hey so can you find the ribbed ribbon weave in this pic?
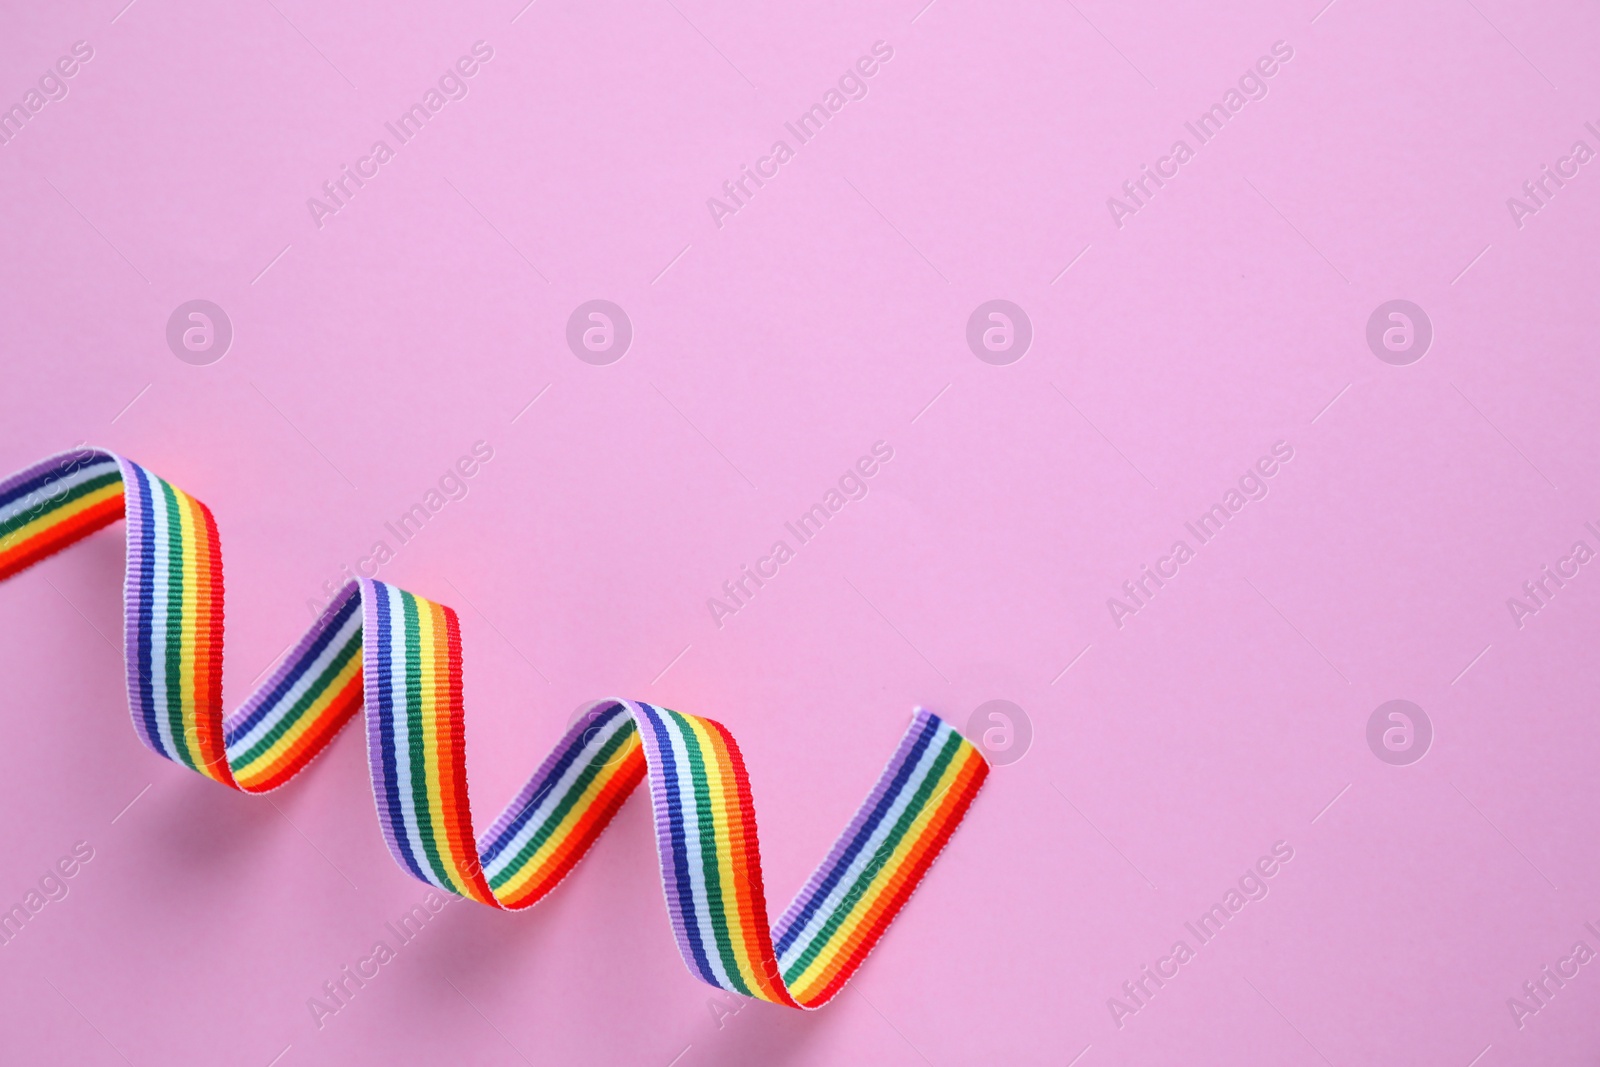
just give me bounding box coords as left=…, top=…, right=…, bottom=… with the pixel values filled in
left=0, top=448, right=988, bottom=1007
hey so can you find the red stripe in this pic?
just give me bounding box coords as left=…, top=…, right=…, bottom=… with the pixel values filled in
left=237, top=670, right=364, bottom=793
left=500, top=747, right=648, bottom=909
left=189, top=495, right=234, bottom=786
left=800, top=751, right=988, bottom=1007
left=703, top=718, right=798, bottom=1006
left=0, top=494, right=125, bottom=582
left=436, top=605, right=494, bottom=904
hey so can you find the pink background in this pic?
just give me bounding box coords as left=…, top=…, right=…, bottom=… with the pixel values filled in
left=3, top=0, right=1600, bottom=1063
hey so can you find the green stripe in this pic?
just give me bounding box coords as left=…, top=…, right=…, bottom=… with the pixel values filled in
left=783, top=730, right=964, bottom=984
left=231, top=631, right=362, bottom=769
left=403, top=591, right=455, bottom=893
left=160, top=480, right=195, bottom=770
left=488, top=720, right=638, bottom=891
left=0, top=469, right=121, bottom=542
left=670, top=710, right=753, bottom=997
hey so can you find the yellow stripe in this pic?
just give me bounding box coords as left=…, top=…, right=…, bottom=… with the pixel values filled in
left=173, top=488, right=205, bottom=773
left=787, top=754, right=965, bottom=1002
left=413, top=599, right=464, bottom=894
left=231, top=652, right=362, bottom=788
left=492, top=753, right=619, bottom=902
left=685, top=715, right=764, bottom=995
left=493, top=735, right=643, bottom=904
left=1, top=481, right=124, bottom=553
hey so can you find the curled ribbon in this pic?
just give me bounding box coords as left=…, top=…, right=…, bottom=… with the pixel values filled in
left=0, top=449, right=988, bottom=1008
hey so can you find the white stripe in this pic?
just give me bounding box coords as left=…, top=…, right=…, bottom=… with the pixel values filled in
left=482, top=712, right=634, bottom=881
left=777, top=721, right=955, bottom=968
left=146, top=478, right=178, bottom=761
left=385, top=583, right=434, bottom=884
left=226, top=609, right=363, bottom=758
left=121, top=467, right=152, bottom=749
left=0, top=456, right=116, bottom=528
left=657, top=706, right=736, bottom=991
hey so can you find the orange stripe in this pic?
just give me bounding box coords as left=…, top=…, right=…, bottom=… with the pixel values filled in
left=434, top=603, right=494, bottom=904
left=696, top=724, right=762, bottom=981
left=523, top=748, right=646, bottom=899
left=0, top=493, right=125, bottom=581
left=499, top=746, right=647, bottom=909
left=799, top=750, right=987, bottom=1006
left=701, top=719, right=795, bottom=1005
left=235, top=671, right=364, bottom=793
left=186, top=494, right=233, bottom=786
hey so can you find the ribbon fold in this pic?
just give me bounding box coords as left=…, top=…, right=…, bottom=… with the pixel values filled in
left=0, top=448, right=987, bottom=1008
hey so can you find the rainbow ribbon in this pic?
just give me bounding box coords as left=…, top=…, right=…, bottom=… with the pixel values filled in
left=0, top=448, right=987, bottom=1008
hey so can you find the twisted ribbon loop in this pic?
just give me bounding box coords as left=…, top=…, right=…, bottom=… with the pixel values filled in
left=0, top=449, right=987, bottom=1008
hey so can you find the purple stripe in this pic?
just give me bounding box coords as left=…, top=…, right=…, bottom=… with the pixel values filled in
left=224, top=582, right=361, bottom=744
left=0, top=448, right=113, bottom=510
left=110, top=456, right=156, bottom=754
left=632, top=701, right=717, bottom=983
left=770, top=709, right=942, bottom=954
left=477, top=701, right=628, bottom=862
left=363, top=579, right=429, bottom=883
left=120, top=459, right=169, bottom=759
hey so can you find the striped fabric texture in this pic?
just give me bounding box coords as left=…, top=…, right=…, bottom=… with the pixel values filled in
left=0, top=448, right=989, bottom=1008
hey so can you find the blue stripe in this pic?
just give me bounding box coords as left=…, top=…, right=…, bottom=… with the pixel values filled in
left=374, top=583, right=427, bottom=882
left=224, top=592, right=362, bottom=745
left=0, top=452, right=116, bottom=511
left=772, top=715, right=942, bottom=957
left=637, top=702, right=718, bottom=985
left=480, top=702, right=628, bottom=864
left=131, top=465, right=164, bottom=759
